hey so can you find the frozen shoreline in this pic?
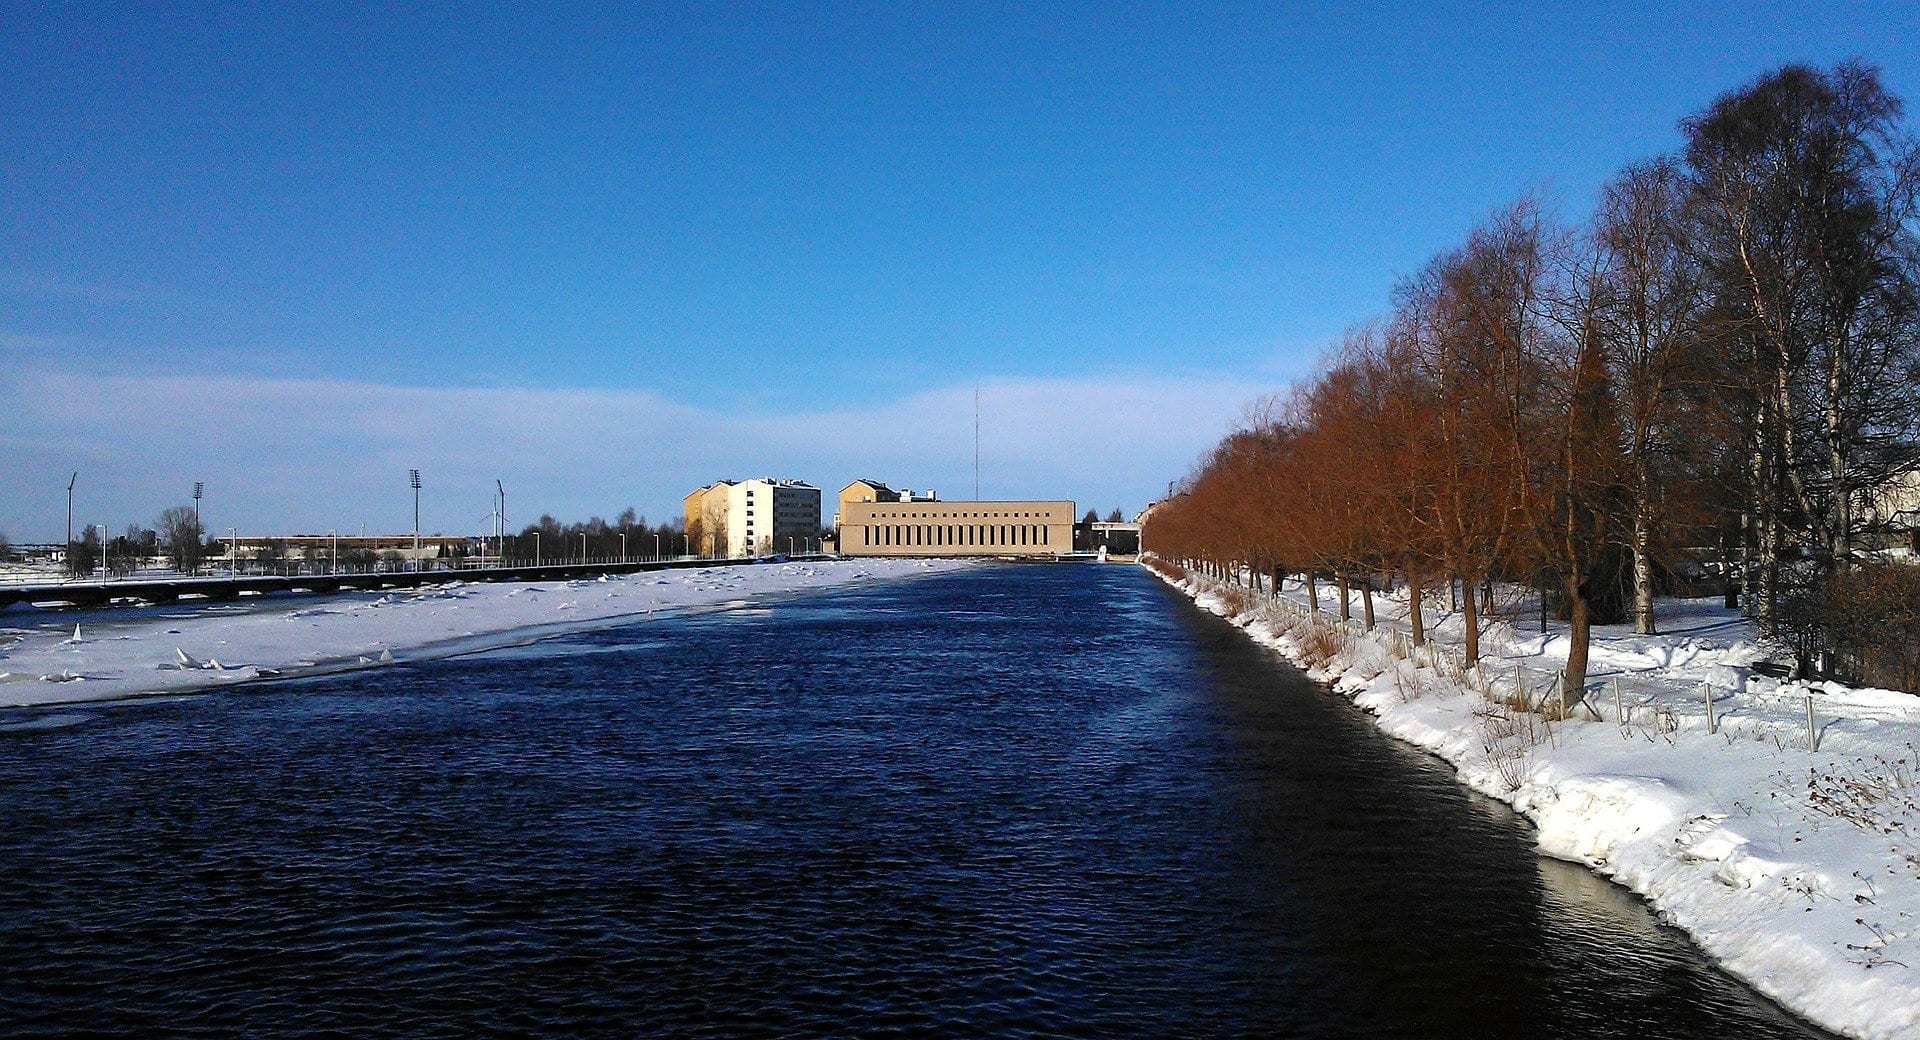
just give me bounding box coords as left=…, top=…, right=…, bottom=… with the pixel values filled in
left=1150, top=560, right=1919, bottom=1040
left=0, top=559, right=975, bottom=710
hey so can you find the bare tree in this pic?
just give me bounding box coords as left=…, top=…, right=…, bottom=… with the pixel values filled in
left=1594, top=159, right=1710, bottom=633
left=1685, top=61, right=1920, bottom=638
left=68, top=526, right=100, bottom=578
left=158, top=505, right=206, bottom=575
left=105, top=524, right=154, bottom=577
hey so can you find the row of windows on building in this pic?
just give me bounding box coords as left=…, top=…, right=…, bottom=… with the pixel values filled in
left=868, top=511, right=1055, bottom=520
left=861, top=523, right=1050, bottom=547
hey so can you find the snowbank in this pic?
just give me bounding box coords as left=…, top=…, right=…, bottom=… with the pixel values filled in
left=1155, top=561, right=1920, bottom=1040
left=0, top=559, right=973, bottom=709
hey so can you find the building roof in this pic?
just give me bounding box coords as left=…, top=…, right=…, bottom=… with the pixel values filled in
left=840, top=478, right=898, bottom=499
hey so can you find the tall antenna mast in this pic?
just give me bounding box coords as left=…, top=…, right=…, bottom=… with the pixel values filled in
left=973, top=384, right=981, bottom=499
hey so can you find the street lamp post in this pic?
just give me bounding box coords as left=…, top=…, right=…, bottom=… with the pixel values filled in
left=97, top=523, right=108, bottom=582
left=533, top=531, right=541, bottom=567
left=192, top=482, right=204, bottom=575
left=330, top=530, right=337, bottom=576
left=409, top=469, right=422, bottom=573
left=620, top=532, right=627, bottom=563
left=229, top=527, right=238, bottom=577
left=581, top=532, right=588, bottom=564
left=65, top=472, right=77, bottom=577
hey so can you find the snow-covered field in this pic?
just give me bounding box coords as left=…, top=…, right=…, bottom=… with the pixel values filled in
left=0, top=559, right=973, bottom=710
left=1152, top=561, right=1920, bottom=1040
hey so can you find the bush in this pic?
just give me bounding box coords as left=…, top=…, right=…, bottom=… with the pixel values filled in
left=1820, top=565, right=1920, bottom=694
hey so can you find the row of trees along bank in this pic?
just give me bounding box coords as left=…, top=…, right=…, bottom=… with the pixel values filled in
left=1144, top=62, right=1920, bottom=696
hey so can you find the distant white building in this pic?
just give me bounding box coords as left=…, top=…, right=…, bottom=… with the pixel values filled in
left=683, top=478, right=822, bottom=558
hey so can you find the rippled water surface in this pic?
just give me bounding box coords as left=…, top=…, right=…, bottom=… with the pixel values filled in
left=0, top=564, right=1832, bottom=1038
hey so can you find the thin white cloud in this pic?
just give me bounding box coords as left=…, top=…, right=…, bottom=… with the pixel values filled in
left=0, top=367, right=1268, bottom=540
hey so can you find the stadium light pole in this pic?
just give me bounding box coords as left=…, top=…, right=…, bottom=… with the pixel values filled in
left=410, top=469, right=424, bottom=571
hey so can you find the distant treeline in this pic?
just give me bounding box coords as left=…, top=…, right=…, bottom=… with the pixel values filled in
left=498, top=509, right=688, bottom=562
left=1145, top=62, right=1920, bottom=695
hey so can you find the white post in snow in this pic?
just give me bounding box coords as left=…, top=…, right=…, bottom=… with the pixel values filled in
left=1704, top=683, right=1717, bottom=734
left=1613, top=676, right=1625, bottom=729
left=1806, top=694, right=1819, bottom=752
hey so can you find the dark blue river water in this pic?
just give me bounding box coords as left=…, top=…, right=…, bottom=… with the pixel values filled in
left=0, top=564, right=1829, bottom=1038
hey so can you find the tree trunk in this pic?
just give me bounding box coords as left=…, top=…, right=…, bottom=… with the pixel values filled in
left=1720, top=530, right=1738, bottom=609
left=1828, top=329, right=1850, bottom=573
left=1305, top=571, right=1319, bottom=613
left=1564, top=577, right=1592, bottom=702
left=1406, top=564, right=1425, bottom=645
left=1632, top=506, right=1656, bottom=635
left=1361, top=574, right=1376, bottom=631
left=1337, top=572, right=1352, bottom=622
left=1462, top=578, right=1481, bottom=666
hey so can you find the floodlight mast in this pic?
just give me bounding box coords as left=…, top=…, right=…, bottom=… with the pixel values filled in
left=411, top=470, right=424, bottom=571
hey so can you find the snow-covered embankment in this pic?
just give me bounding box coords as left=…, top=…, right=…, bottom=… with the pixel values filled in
left=0, top=559, right=973, bottom=709
left=1150, top=560, right=1919, bottom=1040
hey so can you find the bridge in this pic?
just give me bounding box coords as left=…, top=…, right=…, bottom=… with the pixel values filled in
left=0, top=556, right=791, bottom=611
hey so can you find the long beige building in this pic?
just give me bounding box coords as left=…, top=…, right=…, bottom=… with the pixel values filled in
left=839, top=498, right=1075, bottom=557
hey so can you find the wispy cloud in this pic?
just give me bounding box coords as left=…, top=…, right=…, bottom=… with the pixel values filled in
left=0, top=367, right=1271, bottom=539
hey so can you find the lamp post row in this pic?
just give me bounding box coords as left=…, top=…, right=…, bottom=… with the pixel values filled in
left=57, top=469, right=700, bottom=578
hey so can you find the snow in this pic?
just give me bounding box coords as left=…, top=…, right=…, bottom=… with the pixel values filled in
left=0, top=559, right=974, bottom=709
left=1155, top=562, right=1920, bottom=1040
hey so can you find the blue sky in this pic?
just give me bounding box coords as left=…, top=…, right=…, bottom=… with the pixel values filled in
left=5, top=2, right=1919, bottom=539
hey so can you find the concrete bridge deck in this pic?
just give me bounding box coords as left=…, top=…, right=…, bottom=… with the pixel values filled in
left=0, top=556, right=791, bottom=611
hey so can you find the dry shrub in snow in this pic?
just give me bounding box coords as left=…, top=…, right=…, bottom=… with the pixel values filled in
left=1792, top=746, right=1920, bottom=874
left=1142, top=557, right=1183, bottom=583
left=1393, top=665, right=1426, bottom=703
left=1476, top=706, right=1544, bottom=793
left=1214, top=585, right=1252, bottom=617
left=1294, top=622, right=1344, bottom=669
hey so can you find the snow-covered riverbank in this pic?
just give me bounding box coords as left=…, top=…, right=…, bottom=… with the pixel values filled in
left=0, top=559, right=974, bottom=709
left=1150, top=560, right=1920, bottom=1040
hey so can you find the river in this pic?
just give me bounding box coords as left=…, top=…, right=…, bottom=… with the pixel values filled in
left=0, top=563, right=1832, bottom=1038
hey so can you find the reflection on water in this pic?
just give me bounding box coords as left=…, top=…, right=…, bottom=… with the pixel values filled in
left=0, top=565, right=1831, bottom=1038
